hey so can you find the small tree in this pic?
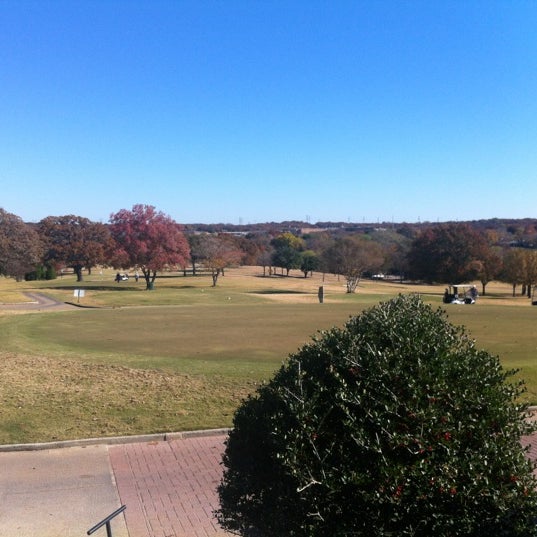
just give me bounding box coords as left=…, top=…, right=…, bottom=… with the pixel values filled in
left=257, top=249, right=274, bottom=277
left=187, top=234, right=204, bottom=276
left=299, top=250, right=319, bottom=278
left=217, top=295, right=537, bottom=536
left=271, top=232, right=304, bottom=276
left=323, top=235, right=383, bottom=293
left=521, top=249, right=537, bottom=298
left=196, top=234, right=243, bottom=286
left=501, top=248, right=526, bottom=297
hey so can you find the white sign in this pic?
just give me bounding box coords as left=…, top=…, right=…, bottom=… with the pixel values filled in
left=74, top=289, right=85, bottom=298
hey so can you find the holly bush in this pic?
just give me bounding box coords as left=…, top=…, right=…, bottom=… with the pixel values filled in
left=217, top=294, right=537, bottom=536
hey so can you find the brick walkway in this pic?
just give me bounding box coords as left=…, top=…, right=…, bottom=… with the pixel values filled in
left=108, top=432, right=537, bottom=537
left=109, top=434, right=231, bottom=537
left=107, top=432, right=537, bottom=537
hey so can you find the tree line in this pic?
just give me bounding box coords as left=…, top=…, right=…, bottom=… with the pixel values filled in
left=1, top=204, right=537, bottom=294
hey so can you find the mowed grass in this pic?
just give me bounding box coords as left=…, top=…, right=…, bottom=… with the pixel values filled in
left=0, top=268, right=536, bottom=444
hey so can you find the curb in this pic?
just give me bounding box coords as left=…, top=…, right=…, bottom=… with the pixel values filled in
left=0, top=428, right=230, bottom=452
left=4, top=407, right=536, bottom=453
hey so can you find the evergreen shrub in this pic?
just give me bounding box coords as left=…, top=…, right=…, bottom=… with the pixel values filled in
left=24, top=264, right=56, bottom=281
left=45, top=265, right=56, bottom=280
left=217, top=294, right=537, bottom=536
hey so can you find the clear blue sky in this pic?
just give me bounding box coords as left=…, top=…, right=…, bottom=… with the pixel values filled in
left=2, top=1, right=537, bottom=225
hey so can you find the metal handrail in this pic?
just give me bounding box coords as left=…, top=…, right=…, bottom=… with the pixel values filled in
left=87, top=505, right=126, bottom=537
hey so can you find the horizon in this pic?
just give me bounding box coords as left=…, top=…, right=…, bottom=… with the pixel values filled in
left=20, top=214, right=537, bottom=229
left=2, top=2, right=537, bottom=225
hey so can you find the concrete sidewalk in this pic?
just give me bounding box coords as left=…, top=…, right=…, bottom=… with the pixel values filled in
left=0, top=444, right=128, bottom=537
left=0, top=433, right=230, bottom=537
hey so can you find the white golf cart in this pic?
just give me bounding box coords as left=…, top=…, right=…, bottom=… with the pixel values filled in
left=443, top=284, right=478, bottom=305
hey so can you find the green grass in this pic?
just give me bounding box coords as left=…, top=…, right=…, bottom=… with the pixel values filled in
left=0, top=302, right=368, bottom=375
left=1, top=268, right=537, bottom=444
left=438, top=304, right=537, bottom=401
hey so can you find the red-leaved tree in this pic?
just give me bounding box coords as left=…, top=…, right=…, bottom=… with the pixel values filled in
left=109, top=204, right=190, bottom=290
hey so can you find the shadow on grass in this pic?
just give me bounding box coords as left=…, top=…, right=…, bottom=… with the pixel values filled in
left=38, top=284, right=143, bottom=292
left=254, top=274, right=309, bottom=280
left=156, top=273, right=213, bottom=279
left=252, top=289, right=309, bottom=295
left=38, top=283, right=207, bottom=292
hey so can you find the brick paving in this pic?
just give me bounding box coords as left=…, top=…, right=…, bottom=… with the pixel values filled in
left=108, top=432, right=537, bottom=537
left=109, top=434, right=231, bottom=537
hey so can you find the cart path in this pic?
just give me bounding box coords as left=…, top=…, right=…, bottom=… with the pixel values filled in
left=0, top=292, right=77, bottom=311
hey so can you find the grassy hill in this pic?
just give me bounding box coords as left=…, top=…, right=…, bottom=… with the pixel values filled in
left=0, top=267, right=535, bottom=444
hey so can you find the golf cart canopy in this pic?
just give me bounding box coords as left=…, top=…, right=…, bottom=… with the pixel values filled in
left=443, top=284, right=478, bottom=305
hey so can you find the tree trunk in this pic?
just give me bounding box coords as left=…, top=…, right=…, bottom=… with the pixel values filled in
left=212, top=268, right=221, bottom=287
left=346, top=275, right=360, bottom=293
left=74, top=265, right=84, bottom=282
left=142, top=268, right=156, bottom=290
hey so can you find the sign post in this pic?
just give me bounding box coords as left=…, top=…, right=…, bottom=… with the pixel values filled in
left=74, top=289, right=85, bottom=303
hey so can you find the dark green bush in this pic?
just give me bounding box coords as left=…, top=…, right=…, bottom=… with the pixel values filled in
left=45, top=264, right=56, bottom=280
left=25, top=264, right=56, bottom=281
left=25, top=265, right=44, bottom=281
left=217, top=294, right=537, bottom=536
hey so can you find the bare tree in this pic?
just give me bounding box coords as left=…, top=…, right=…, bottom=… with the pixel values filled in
left=324, top=236, right=384, bottom=293
left=197, top=234, right=243, bottom=286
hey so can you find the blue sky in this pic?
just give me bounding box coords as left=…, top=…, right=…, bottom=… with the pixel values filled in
left=1, top=1, right=537, bottom=225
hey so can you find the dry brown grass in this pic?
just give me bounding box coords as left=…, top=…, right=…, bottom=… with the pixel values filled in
left=0, top=277, right=34, bottom=305
left=0, top=350, right=255, bottom=444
